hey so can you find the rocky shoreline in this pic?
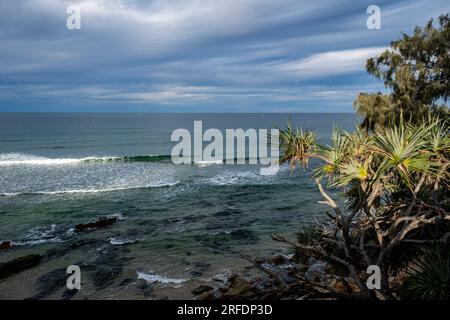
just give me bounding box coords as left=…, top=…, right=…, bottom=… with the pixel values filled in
left=191, top=251, right=409, bottom=300
left=0, top=214, right=425, bottom=300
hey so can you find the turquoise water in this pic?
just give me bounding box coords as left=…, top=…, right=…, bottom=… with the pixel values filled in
left=0, top=113, right=357, bottom=299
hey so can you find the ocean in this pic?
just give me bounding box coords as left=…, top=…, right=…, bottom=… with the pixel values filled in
left=0, top=113, right=357, bottom=299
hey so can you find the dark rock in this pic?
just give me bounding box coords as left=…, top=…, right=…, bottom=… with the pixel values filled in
left=0, top=254, right=42, bottom=279
left=222, top=276, right=256, bottom=300
left=92, top=265, right=122, bottom=289
left=137, top=282, right=154, bottom=297
left=190, top=271, right=203, bottom=277
left=30, top=268, right=68, bottom=299
left=199, top=292, right=216, bottom=300
left=44, top=239, right=99, bottom=260
left=262, top=279, right=274, bottom=288
left=119, top=278, right=135, bottom=287
left=62, top=289, right=78, bottom=300
left=191, top=285, right=214, bottom=295
left=87, top=250, right=132, bottom=290
left=261, top=292, right=276, bottom=300
left=0, top=241, right=12, bottom=250
left=279, top=272, right=296, bottom=284
left=192, top=261, right=210, bottom=277
left=225, top=274, right=239, bottom=284
left=269, top=255, right=289, bottom=265
left=183, top=260, right=210, bottom=278
left=75, top=216, right=118, bottom=232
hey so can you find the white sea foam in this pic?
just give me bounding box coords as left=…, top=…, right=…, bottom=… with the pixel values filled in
left=0, top=181, right=179, bottom=197
left=194, top=160, right=223, bottom=166
left=13, top=224, right=64, bottom=246
left=108, top=213, right=126, bottom=221
left=203, top=171, right=263, bottom=186
left=0, top=153, right=117, bottom=166
left=211, top=268, right=232, bottom=283
left=13, top=238, right=64, bottom=246
left=109, top=237, right=136, bottom=245
left=137, top=271, right=187, bottom=286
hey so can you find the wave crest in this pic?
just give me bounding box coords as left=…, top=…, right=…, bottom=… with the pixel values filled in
left=0, top=182, right=179, bottom=197
left=0, top=153, right=172, bottom=166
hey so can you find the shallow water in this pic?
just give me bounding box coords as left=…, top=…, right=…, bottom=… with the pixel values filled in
left=0, top=113, right=356, bottom=299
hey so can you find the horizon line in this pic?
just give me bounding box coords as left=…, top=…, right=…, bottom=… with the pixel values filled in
left=0, top=111, right=357, bottom=114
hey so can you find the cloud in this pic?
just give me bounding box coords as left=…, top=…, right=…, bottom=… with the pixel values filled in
left=0, top=0, right=449, bottom=112
left=276, top=47, right=387, bottom=78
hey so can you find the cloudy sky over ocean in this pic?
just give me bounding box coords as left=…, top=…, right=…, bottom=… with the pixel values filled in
left=0, top=0, right=449, bottom=112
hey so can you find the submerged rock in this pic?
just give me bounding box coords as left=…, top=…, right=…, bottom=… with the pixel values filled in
left=137, top=282, right=154, bottom=297
left=191, top=285, right=214, bottom=295
left=195, top=229, right=259, bottom=252
left=87, top=251, right=132, bottom=290
left=44, top=238, right=100, bottom=260
left=0, top=241, right=12, bottom=250
left=75, top=216, right=118, bottom=232
left=0, top=254, right=42, bottom=279
left=30, top=268, right=70, bottom=300
left=189, top=261, right=211, bottom=278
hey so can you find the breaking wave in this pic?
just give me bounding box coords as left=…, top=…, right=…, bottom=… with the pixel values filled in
left=0, top=153, right=172, bottom=166
left=0, top=153, right=264, bottom=166
left=137, top=271, right=187, bottom=286
left=0, top=182, right=179, bottom=197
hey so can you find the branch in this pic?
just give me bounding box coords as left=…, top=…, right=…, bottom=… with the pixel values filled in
left=314, top=179, right=343, bottom=218
left=272, top=234, right=368, bottom=294
left=377, top=213, right=450, bottom=265
left=359, top=229, right=372, bottom=266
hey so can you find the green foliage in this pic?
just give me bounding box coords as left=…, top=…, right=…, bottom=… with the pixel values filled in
left=296, top=225, right=323, bottom=245
left=294, top=226, right=323, bottom=263
left=277, top=15, right=450, bottom=299
left=400, top=244, right=450, bottom=300
left=279, top=116, right=448, bottom=213
left=354, top=14, right=450, bottom=131
left=279, top=116, right=450, bottom=298
left=310, top=118, right=447, bottom=213
left=278, top=118, right=317, bottom=170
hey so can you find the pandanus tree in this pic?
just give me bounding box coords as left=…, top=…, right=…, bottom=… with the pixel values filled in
left=274, top=117, right=450, bottom=299
left=272, top=15, right=449, bottom=299
left=278, top=118, right=317, bottom=170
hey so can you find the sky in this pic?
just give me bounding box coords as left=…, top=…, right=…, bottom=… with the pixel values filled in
left=0, top=0, right=448, bottom=113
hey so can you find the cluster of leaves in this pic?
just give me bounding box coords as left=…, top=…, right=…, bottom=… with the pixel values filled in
left=354, top=14, right=450, bottom=131
left=277, top=116, right=450, bottom=299
left=278, top=118, right=317, bottom=170
left=316, top=118, right=449, bottom=215
left=295, top=226, right=323, bottom=263
left=400, top=244, right=450, bottom=300
left=274, top=13, right=449, bottom=300
left=280, top=117, right=449, bottom=211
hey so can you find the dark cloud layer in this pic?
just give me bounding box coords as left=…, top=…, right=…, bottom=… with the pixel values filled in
left=0, top=0, right=448, bottom=112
